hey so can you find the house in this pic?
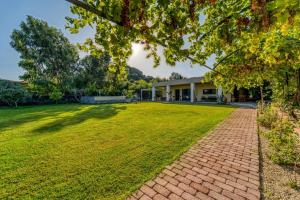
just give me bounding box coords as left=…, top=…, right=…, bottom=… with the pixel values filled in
left=149, top=77, right=232, bottom=103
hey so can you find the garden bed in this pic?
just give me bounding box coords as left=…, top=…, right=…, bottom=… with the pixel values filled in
left=260, top=134, right=300, bottom=199
left=257, top=104, right=300, bottom=199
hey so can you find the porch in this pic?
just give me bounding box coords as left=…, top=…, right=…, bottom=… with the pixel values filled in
left=150, top=77, right=231, bottom=103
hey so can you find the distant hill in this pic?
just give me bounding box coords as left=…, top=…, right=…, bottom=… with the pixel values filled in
left=0, top=79, right=23, bottom=84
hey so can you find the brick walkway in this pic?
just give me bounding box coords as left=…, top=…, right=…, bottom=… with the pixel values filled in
left=128, top=108, right=260, bottom=200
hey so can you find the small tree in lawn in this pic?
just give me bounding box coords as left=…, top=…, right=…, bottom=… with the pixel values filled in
left=49, top=87, right=63, bottom=104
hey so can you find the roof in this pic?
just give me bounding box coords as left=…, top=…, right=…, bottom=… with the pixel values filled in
left=153, top=77, right=204, bottom=87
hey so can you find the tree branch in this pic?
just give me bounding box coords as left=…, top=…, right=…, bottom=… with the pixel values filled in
left=213, top=48, right=242, bottom=70
left=198, top=6, right=250, bottom=42
left=66, top=0, right=123, bottom=26
left=65, top=0, right=224, bottom=74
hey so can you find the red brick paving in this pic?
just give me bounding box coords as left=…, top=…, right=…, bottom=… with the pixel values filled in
left=128, top=108, right=260, bottom=200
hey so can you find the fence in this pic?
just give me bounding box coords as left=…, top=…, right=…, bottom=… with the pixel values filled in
left=80, top=96, right=130, bottom=104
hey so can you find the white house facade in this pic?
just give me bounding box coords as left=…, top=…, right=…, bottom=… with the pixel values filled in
left=150, top=77, right=232, bottom=103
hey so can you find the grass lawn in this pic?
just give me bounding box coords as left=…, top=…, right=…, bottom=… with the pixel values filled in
left=0, top=103, right=235, bottom=199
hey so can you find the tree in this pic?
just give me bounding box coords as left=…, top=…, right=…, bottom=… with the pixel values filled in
left=0, top=80, right=28, bottom=107
left=74, top=53, right=110, bottom=94
left=73, top=52, right=152, bottom=96
left=65, top=0, right=299, bottom=104
left=204, top=0, right=300, bottom=106
left=127, top=79, right=152, bottom=98
left=65, top=0, right=218, bottom=77
left=10, top=16, right=79, bottom=96
left=49, top=87, right=63, bottom=103
left=169, top=72, right=185, bottom=80
left=127, top=66, right=150, bottom=81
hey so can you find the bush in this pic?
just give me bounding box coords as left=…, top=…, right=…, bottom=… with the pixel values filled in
left=0, top=88, right=28, bottom=107
left=257, top=100, right=265, bottom=114
left=0, top=80, right=28, bottom=107
left=49, top=87, right=63, bottom=103
left=257, top=106, right=278, bottom=128
left=264, top=120, right=299, bottom=165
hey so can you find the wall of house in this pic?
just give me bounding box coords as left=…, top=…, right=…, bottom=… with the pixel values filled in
left=195, top=83, right=232, bottom=102
left=195, top=83, right=217, bottom=101
left=170, top=85, right=190, bottom=101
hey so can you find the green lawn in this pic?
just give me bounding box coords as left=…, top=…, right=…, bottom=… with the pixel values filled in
left=0, top=103, right=235, bottom=199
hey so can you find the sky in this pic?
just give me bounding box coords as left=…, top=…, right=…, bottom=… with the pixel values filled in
left=0, top=0, right=213, bottom=81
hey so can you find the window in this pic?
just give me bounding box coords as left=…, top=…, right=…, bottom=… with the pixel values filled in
left=182, top=89, right=190, bottom=101
left=203, top=89, right=216, bottom=95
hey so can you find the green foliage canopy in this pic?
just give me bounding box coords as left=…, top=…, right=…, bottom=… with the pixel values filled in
left=169, top=72, right=185, bottom=80
left=73, top=53, right=110, bottom=94
left=66, top=0, right=300, bottom=103
left=11, top=16, right=79, bottom=95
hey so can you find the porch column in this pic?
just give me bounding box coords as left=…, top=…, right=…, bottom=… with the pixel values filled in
left=190, top=82, right=195, bottom=103
left=152, top=86, right=156, bottom=101
left=180, top=89, right=183, bottom=101
left=217, top=86, right=223, bottom=103
left=166, top=85, right=170, bottom=102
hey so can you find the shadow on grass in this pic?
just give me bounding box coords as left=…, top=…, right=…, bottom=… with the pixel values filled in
left=0, top=105, right=83, bottom=132
left=32, top=104, right=127, bottom=134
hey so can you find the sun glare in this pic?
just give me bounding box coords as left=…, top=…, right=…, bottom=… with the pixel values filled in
left=131, top=43, right=142, bottom=56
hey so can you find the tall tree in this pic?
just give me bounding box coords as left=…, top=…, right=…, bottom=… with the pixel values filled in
left=169, top=72, right=185, bottom=80
left=10, top=16, right=79, bottom=96
left=127, top=66, right=150, bottom=81
left=74, top=53, right=110, bottom=92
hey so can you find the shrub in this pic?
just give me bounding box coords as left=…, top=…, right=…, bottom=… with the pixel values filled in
left=0, top=80, right=28, bottom=107
left=49, top=87, right=63, bottom=103
left=257, top=100, right=265, bottom=114
left=86, top=83, right=99, bottom=96
left=0, top=88, right=28, bottom=107
left=265, top=120, right=299, bottom=165
left=257, top=106, right=278, bottom=128
left=287, top=177, right=298, bottom=190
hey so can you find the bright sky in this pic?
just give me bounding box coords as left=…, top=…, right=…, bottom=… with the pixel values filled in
left=0, top=0, right=213, bottom=81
